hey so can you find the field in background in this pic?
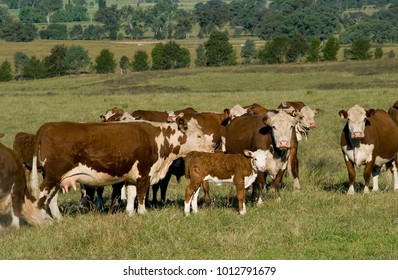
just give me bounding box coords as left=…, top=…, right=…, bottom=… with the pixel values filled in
left=0, top=59, right=397, bottom=259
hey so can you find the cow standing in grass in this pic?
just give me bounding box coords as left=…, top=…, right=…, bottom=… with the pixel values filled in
left=339, top=105, right=398, bottom=194
left=30, top=117, right=214, bottom=223
left=184, top=149, right=270, bottom=215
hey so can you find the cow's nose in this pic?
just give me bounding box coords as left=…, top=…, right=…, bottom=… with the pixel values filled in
left=353, top=131, right=363, bottom=138
left=309, top=122, right=316, bottom=129
left=278, top=140, right=289, bottom=148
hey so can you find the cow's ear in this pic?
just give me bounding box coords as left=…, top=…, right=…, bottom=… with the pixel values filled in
left=314, top=108, right=320, bottom=114
left=243, top=149, right=252, bottom=158
left=338, top=110, right=348, bottom=119
left=176, top=117, right=188, bottom=132
left=366, top=109, right=376, bottom=118
left=224, top=108, right=230, bottom=119
left=0, top=133, right=4, bottom=139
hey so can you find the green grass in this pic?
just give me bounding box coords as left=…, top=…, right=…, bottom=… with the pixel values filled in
left=0, top=59, right=397, bottom=260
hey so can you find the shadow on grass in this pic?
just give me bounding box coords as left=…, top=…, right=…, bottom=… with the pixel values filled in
left=321, top=182, right=366, bottom=194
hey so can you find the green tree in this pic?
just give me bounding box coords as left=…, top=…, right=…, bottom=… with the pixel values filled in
left=286, top=35, right=307, bottom=63
left=131, top=50, right=149, bottom=72
left=204, top=30, right=236, bottom=66
left=374, top=47, right=383, bottom=59
left=40, top=23, right=68, bottom=40
left=240, top=39, right=257, bottom=64
left=64, top=45, right=90, bottom=74
left=13, top=51, right=29, bottom=75
left=350, top=38, right=372, bottom=60
left=151, top=43, right=166, bottom=70
left=95, top=49, right=116, bottom=73
left=22, top=56, right=46, bottom=79
left=119, top=55, right=129, bottom=75
left=195, top=43, right=207, bottom=66
left=306, top=37, right=321, bottom=62
left=70, top=24, right=84, bottom=40
left=43, top=44, right=67, bottom=77
left=322, top=36, right=340, bottom=61
left=0, top=60, right=13, bottom=82
left=258, top=36, right=290, bottom=64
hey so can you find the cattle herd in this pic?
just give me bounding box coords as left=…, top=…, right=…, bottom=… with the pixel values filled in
left=0, top=100, right=397, bottom=230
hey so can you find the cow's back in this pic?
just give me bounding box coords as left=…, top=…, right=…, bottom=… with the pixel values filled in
left=225, top=114, right=271, bottom=154
left=368, top=110, right=398, bottom=158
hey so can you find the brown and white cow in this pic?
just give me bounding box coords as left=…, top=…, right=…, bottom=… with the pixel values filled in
left=277, top=101, right=319, bottom=191
left=224, top=110, right=299, bottom=203
left=100, top=106, right=200, bottom=207
left=0, top=134, right=45, bottom=229
left=184, top=149, right=270, bottom=215
left=339, top=105, right=398, bottom=194
left=388, top=100, right=398, bottom=125
left=30, top=117, right=214, bottom=223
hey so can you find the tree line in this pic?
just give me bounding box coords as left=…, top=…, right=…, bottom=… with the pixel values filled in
left=1, top=30, right=395, bottom=82
left=0, top=0, right=398, bottom=43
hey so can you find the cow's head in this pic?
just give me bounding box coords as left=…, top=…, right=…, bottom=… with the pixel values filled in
left=176, top=117, right=215, bottom=154
left=243, top=149, right=270, bottom=172
left=262, top=110, right=297, bottom=149
left=100, top=107, right=126, bottom=122
left=339, top=105, right=375, bottom=139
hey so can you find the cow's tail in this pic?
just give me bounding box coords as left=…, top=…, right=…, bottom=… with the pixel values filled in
left=30, top=131, right=42, bottom=199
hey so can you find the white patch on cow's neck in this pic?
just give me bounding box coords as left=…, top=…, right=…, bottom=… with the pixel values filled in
left=342, top=143, right=374, bottom=166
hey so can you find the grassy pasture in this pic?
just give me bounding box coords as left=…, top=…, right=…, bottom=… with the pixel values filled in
left=0, top=58, right=398, bottom=260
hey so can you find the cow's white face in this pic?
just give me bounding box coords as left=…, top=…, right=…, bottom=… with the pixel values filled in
left=298, top=106, right=317, bottom=129
left=181, top=119, right=215, bottom=154
left=244, top=149, right=270, bottom=172
left=345, top=105, right=367, bottom=139
left=264, top=111, right=296, bottom=149
left=230, top=104, right=248, bottom=119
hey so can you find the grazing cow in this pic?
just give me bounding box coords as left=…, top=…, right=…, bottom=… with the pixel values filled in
left=30, top=117, right=214, bottom=223
left=0, top=134, right=45, bottom=229
left=388, top=100, right=398, bottom=125
left=339, top=105, right=398, bottom=194
left=184, top=149, right=270, bottom=216
left=277, top=101, right=319, bottom=191
left=224, top=110, right=299, bottom=203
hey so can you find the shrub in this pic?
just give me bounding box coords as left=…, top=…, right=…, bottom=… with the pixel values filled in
left=95, top=49, right=116, bottom=74
left=204, top=30, right=236, bottom=66
left=240, top=39, right=257, bottom=64
left=322, top=36, right=340, bottom=61
left=132, top=50, right=149, bottom=72
left=119, top=55, right=129, bottom=75
left=306, top=37, right=321, bottom=62
left=350, top=38, right=372, bottom=60
left=374, top=47, right=383, bottom=59
left=195, top=44, right=207, bottom=66
left=64, top=45, right=90, bottom=75
left=0, top=60, right=13, bottom=82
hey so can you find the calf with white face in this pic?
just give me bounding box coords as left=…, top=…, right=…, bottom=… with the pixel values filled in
left=184, top=149, right=270, bottom=216
left=339, top=104, right=398, bottom=194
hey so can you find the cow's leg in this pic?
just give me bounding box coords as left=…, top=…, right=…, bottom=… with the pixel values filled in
left=236, top=184, right=246, bottom=215
left=191, top=186, right=201, bottom=214
left=363, top=161, right=375, bottom=194
left=160, top=171, right=173, bottom=204
left=203, top=181, right=211, bottom=206
left=392, top=159, right=398, bottom=192
left=96, top=187, right=104, bottom=210
left=272, top=169, right=287, bottom=202
left=125, top=184, right=137, bottom=216
left=151, top=182, right=160, bottom=207
left=344, top=156, right=356, bottom=195
left=137, top=179, right=149, bottom=214
left=184, top=179, right=201, bottom=216
left=48, top=190, right=62, bottom=220
left=372, top=165, right=382, bottom=192
left=252, top=172, right=265, bottom=205
left=289, top=147, right=301, bottom=191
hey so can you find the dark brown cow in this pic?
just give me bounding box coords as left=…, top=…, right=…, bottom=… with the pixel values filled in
left=388, top=100, right=398, bottom=125
left=339, top=105, right=398, bottom=194
left=183, top=149, right=270, bottom=215
left=30, top=117, right=213, bottom=223
left=224, top=110, right=299, bottom=203
left=0, top=134, right=45, bottom=229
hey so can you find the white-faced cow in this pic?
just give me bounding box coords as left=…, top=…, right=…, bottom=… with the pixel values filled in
left=224, top=110, right=299, bottom=203
left=184, top=149, right=270, bottom=216
left=277, top=101, right=319, bottom=191
left=0, top=134, right=45, bottom=229
left=30, top=117, right=214, bottom=224
left=339, top=105, right=398, bottom=194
